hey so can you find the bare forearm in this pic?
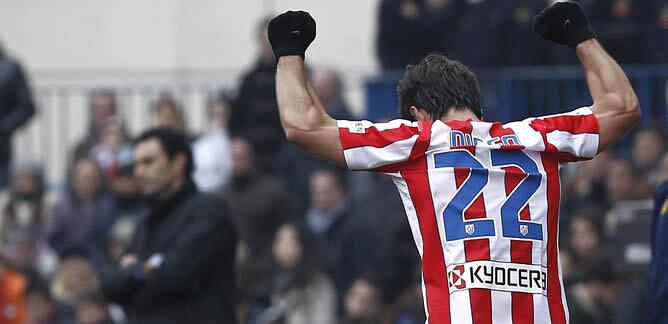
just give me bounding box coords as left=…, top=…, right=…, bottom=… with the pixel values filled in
left=576, top=39, right=638, bottom=114
left=276, top=56, right=333, bottom=132
left=275, top=56, right=344, bottom=166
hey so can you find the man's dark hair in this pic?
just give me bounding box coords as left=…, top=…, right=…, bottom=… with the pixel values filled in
left=397, top=53, right=482, bottom=121
left=134, top=127, right=194, bottom=177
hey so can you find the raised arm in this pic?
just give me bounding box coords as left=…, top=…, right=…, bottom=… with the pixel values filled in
left=533, top=1, right=641, bottom=153
left=576, top=39, right=640, bottom=152
left=269, top=11, right=345, bottom=166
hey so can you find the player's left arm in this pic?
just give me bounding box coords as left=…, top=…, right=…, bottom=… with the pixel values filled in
left=269, top=11, right=346, bottom=167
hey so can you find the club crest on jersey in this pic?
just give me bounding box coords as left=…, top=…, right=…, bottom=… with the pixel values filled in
left=520, top=225, right=529, bottom=236
left=465, top=224, right=475, bottom=236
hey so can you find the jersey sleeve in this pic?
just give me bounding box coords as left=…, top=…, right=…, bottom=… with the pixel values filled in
left=337, top=119, right=422, bottom=171
left=505, top=107, right=600, bottom=163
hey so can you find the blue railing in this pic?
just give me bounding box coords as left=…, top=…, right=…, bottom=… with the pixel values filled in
left=366, top=65, right=668, bottom=124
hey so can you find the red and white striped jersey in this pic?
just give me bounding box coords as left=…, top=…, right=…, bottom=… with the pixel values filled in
left=337, top=107, right=600, bottom=324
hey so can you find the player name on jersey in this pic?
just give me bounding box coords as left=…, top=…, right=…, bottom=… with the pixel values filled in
left=447, top=260, right=547, bottom=295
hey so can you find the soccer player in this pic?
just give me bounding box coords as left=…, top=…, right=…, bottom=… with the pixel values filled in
left=268, top=2, right=640, bottom=323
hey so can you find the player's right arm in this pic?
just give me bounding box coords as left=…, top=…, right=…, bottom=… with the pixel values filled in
left=533, top=2, right=641, bottom=154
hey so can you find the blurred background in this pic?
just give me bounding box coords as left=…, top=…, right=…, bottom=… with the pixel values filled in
left=0, top=0, right=667, bottom=323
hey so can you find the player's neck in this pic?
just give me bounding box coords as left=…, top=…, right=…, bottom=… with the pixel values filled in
left=439, top=110, right=481, bottom=123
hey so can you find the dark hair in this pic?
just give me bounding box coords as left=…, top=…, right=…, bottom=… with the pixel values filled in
left=66, top=158, right=106, bottom=202
left=134, top=127, right=194, bottom=177
left=272, top=222, right=323, bottom=289
left=88, top=88, right=117, bottom=111
left=397, top=53, right=482, bottom=121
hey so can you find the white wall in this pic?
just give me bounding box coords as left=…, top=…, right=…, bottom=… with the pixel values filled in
left=0, top=0, right=378, bottom=74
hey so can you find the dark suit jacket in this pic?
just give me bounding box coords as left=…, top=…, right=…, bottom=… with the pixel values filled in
left=100, top=181, right=237, bottom=323
left=0, top=55, right=35, bottom=162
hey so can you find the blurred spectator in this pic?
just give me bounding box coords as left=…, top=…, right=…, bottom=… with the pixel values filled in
left=630, top=125, right=666, bottom=187
left=0, top=257, right=28, bottom=324
left=222, top=137, right=296, bottom=262
left=587, top=0, right=649, bottom=64
left=0, top=165, right=55, bottom=239
left=339, top=275, right=383, bottom=324
left=108, top=163, right=146, bottom=220
left=248, top=223, right=336, bottom=324
left=89, top=117, right=133, bottom=183
left=3, top=228, right=58, bottom=281
left=46, top=158, right=118, bottom=266
left=230, top=17, right=285, bottom=173
left=25, top=281, right=67, bottom=324
left=310, top=68, right=355, bottom=121
left=445, top=0, right=506, bottom=68
left=645, top=151, right=668, bottom=323
left=354, top=174, right=418, bottom=304
left=376, top=0, right=466, bottom=70
left=192, top=93, right=232, bottom=192
left=277, top=145, right=346, bottom=213
left=566, top=210, right=606, bottom=280
left=605, top=157, right=652, bottom=204
left=563, top=151, right=611, bottom=215
left=499, top=0, right=551, bottom=66
left=381, top=267, right=425, bottom=324
left=643, top=0, right=668, bottom=63
left=50, top=257, right=100, bottom=321
left=75, top=292, right=115, bottom=324
left=305, top=169, right=378, bottom=300
left=566, top=255, right=625, bottom=324
left=106, top=217, right=137, bottom=264
left=0, top=43, right=36, bottom=189
left=103, top=165, right=144, bottom=265
left=73, top=89, right=119, bottom=161
left=151, top=94, right=188, bottom=134
left=99, top=128, right=237, bottom=324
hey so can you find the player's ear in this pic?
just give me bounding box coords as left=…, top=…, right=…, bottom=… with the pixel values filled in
left=410, top=106, right=429, bottom=122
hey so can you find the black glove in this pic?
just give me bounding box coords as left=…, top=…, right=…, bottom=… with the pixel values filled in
left=267, top=10, right=316, bottom=61
left=533, top=1, right=595, bottom=49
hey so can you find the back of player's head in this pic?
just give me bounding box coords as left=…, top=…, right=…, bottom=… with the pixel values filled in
left=397, top=53, right=482, bottom=121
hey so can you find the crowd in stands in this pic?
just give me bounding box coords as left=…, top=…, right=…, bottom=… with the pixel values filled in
left=378, top=0, right=668, bottom=70
left=1, top=0, right=667, bottom=323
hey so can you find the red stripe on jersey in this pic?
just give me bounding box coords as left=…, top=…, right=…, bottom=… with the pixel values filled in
left=504, top=166, right=535, bottom=324
left=399, top=123, right=451, bottom=324
left=338, top=123, right=419, bottom=149
left=530, top=114, right=598, bottom=135
left=542, top=154, right=567, bottom=324
left=528, top=114, right=599, bottom=163
left=368, top=121, right=432, bottom=173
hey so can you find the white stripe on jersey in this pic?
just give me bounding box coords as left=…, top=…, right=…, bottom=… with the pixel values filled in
left=505, top=121, right=547, bottom=151
left=391, top=175, right=424, bottom=258
left=545, top=130, right=598, bottom=158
